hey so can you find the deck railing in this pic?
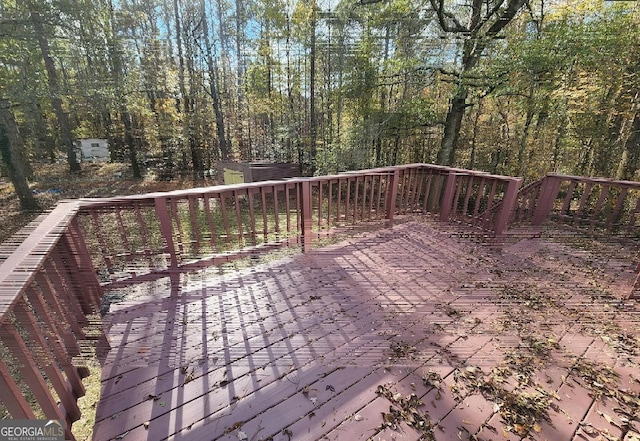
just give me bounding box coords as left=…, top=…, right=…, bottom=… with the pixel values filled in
left=513, top=173, right=640, bottom=237
left=0, top=163, right=520, bottom=435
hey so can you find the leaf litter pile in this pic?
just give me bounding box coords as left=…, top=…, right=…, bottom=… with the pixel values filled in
left=372, top=231, right=640, bottom=440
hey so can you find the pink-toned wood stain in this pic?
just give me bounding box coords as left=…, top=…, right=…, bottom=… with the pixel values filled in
left=93, top=220, right=640, bottom=441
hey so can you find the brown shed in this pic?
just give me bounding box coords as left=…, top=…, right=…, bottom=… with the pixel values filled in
left=218, top=162, right=299, bottom=184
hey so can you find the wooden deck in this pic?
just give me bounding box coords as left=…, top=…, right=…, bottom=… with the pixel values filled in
left=93, top=218, right=640, bottom=441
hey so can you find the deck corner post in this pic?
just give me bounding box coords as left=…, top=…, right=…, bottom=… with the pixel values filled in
left=385, top=168, right=400, bottom=221
left=154, top=196, right=178, bottom=268
left=494, top=178, right=522, bottom=235
left=533, top=175, right=562, bottom=225
left=439, top=170, right=457, bottom=222
left=300, top=180, right=313, bottom=253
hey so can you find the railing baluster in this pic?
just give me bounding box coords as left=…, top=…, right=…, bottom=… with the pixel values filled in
left=47, top=254, right=90, bottom=329
left=63, top=221, right=103, bottom=312
left=317, top=181, right=324, bottom=230
left=412, top=169, right=425, bottom=212
left=574, top=182, right=593, bottom=223
left=203, top=194, right=218, bottom=253
left=606, top=187, right=628, bottom=230
left=360, top=176, right=366, bottom=222
left=422, top=172, right=433, bottom=213
left=483, top=180, right=498, bottom=227
left=428, top=173, right=444, bottom=212
left=285, top=183, right=292, bottom=236
left=1, top=319, right=66, bottom=422
left=188, top=196, right=201, bottom=257
left=626, top=197, right=640, bottom=234
left=589, top=184, right=610, bottom=229
left=327, top=180, right=333, bottom=228
left=133, top=202, right=154, bottom=267
left=472, top=177, right=485, bottom=218
left=14, top=302, right=82, bottom=422
left=233, top=190, right=245, bottom=248
left=452, top=175, right=464, bottom=217
left=560, top=180, right=577, bottom=217
left=374, top=176, right=383, bottom=219
left=413, top=169, right=422, bottom=210
left=300, top=180, right=313, bottom=252
left=439, top=171, right=457, bottom=222
left=273, top=185, right=280, bottom=240
left=247, top=189, right=257, bottom=247
left=90, top=209, right=113, bottom=275
left=397, top=170, right=408, bottom=214
left=386, top=168, right=400, bottom=221
left=219, top=193, right=231, bottom=251
left=170, top=197, right=186, bottom=260
left=345, top=178, right=352, bottom=224
left=367, top=175, right=375, bottom=221
left=462, top=176, right=474, bottom=217
left=34, top=270, right=84, bottom=355
left=336, top=178, right=342, bottom=224
left=24, top=285, right=85, bottom=397
left=260, top=186, right=269, bottom=244
left=0, top=356, right=35, bottom=418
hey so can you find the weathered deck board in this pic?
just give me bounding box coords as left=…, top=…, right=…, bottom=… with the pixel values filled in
left=93, top=219, right=640, bottom=441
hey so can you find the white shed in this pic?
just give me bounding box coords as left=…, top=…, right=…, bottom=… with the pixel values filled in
left=75, top=139, right=109, bottom=161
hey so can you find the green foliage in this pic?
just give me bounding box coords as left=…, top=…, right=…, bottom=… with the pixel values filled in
left=0, top=0, right=638, bottom=184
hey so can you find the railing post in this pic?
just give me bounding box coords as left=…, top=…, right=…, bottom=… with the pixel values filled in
left=300, top=180, right=313, bottom=253
left=385, top=168, right=400, bottom=221
left=533, top=175, right=562, bottom=225
left=154, top=196, right=178, bottom=268
left=494, top=178, right=522, bottom=235
left=439, top=170, right=457, bottom=222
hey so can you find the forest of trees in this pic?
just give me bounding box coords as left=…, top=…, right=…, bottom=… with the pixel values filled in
left=0, top=0, right=638, bottom=210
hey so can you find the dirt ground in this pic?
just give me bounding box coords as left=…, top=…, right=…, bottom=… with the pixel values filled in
left=0, top=162, right=218, bottom=244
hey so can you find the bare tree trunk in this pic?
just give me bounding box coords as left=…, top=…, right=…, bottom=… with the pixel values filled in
left=201, top=0, right=229, bottom=161
left=437, top=87, right=468, bottom=165
left=105, top=0, right=141, bottom=178
left=28, top=6, right=80, bottom=172
left=0, top=98, right=40, bottom=211
left=309, top=0, right=317, bottom=174
left=469, top=99, right=482, bottom=170
left=120, top=111, right=142, bottom=178
left=235, top=0, right=248, bottom=159
left=621, top=110, right=640, bottom=180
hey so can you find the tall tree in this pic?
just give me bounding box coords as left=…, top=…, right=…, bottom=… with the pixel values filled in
left=0, top=97, right=40, bottom=211
left=27, top=1, right=80, bottom=172
left=431, top=0, right=527, bottom=165
left=200, top=0, right=230, bottom=160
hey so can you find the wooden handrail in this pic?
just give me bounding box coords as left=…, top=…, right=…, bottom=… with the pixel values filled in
left=519, top=173, right=640, bottom=236
left=0, top=163, right=523, bottom=434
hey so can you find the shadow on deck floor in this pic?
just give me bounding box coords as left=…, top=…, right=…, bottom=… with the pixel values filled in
left=93, top=218, right=640, bottom=441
